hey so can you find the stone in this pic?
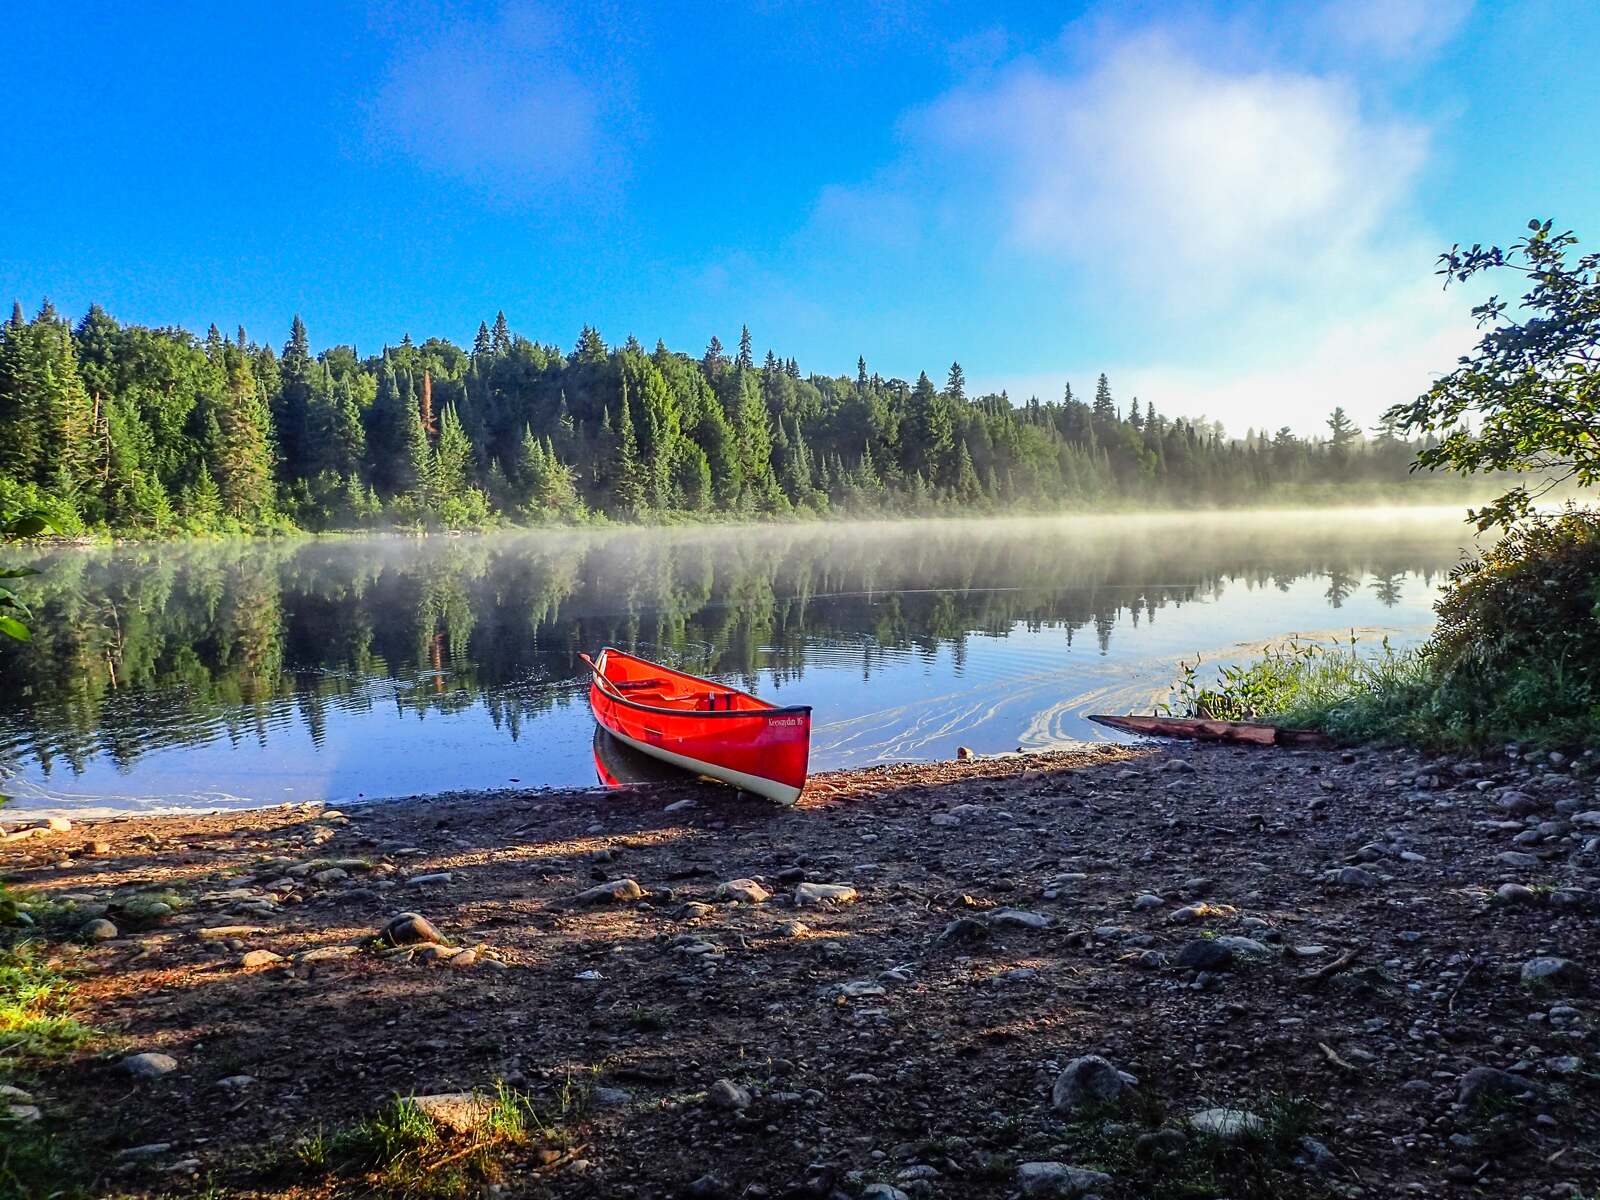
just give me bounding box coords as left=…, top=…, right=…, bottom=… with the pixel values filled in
left=116, top=1143, right=173, bottom=1160
left=1134, top=1128, right=1187, bottom=1161
left=405, top=872, right=453, bottom=887
left=778, top=920, right=809, bottom=938
left=121, top=1052, right=178, bottom=1079
left=1296, top=1137, right=1342, bottom=1175
left=1571, top=810, right=1600, bottom=828
left=937, top=917, right=990, bottom=945
left=707, top=1078, right=752, bottom=1110
left=1212, top=935, right=1272, bottom=957
left=410, top=1092, right=493, bottom=1133
left=1496, top=883, right=1538, bottom=904
left=1016, top=1162, right=1114, bottom=1197
left=80, top=918, right=118, bottom=942
left=861, top=1186, right=911, bottom=1200
left=1174, top=939, right=1234, bottom=971
left=591, top=1087, right=632, bottom=1107
left=311, top=868, right=348, bottom=886
left=296, top=944, right=361, bottom=962
left=1132, top=893, right=1162, bottom=910
left=663, top=798, right=697, bottom=813
left=793, top=882, right=857, bottom=907
left=989, top=907, right=1051, bottom=930
left=685, top=1174, right=730, bottom=1198
left=1051, top=1055, right=1132, bottom=1113
left=5, top=1104, right=41, bottom=1123
left=1496, top=851, right=1541, bottom=869
left=196, top=924, right=269, bottom=941
left=1495, top=790, right=1542, bottom=816
left=1189, top=1107, right=1264, bottom=1140
left=216, top=1075, right=257, bottom=1089
left=1520, top=957, right=1587, bottom=992
left=717, top=878, right=772, bottom=904
left=1457, top=1066, right=1542, bottom=1107
left=381, top=912, right=447, bottom=946
left=1325, top=866, right=1378, bottom=887
left=239, top=950, right=283, bottom=969
left=576, top=879, right=644, bottom=904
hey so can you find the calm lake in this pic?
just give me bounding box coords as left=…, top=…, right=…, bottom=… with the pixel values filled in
left=0, top=509, right=1481, bottom=815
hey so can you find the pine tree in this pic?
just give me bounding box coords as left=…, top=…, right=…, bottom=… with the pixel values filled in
left=573, top=325, right=607, bottom=362
left=184, top=461, right=222, bottom=527
left=613, top=380, right=646, bottom=515
left=946, top=362, right=966, bottom=404
left=405, top=385, right=434, bottom=506
left=275, top=315, right=315, bottom=479
left=433, top=403, right=471, bottom=500
left=702, top=335, right=726, bottom=380
left=954, top=439, right=981, bottom=502
left=213, top=342, right=274, bottom=521
left=472, top=321, right=492, bottom=359
left=909, top=371, right=954, bottom=481
left=491, top=311, right=511, bottom=355
left=1093, top=373, right=1116, bottom=423
left=736, top=324, right=753, bottom=370
left=517, top=424, right=546, bottom=496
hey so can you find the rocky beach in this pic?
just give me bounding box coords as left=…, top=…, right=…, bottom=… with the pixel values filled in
left=2, top=741, right=1598, bottom=1199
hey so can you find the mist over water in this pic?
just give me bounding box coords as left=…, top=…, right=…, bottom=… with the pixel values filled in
left=0, top=509, right=1481, bottom=815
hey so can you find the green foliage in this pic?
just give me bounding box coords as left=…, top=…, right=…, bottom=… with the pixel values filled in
left=1385, top=219, right=1600, bottom=529
left=0, top=508, right=52, bottom=641
left=294, top=1081, right=579, bottom=1198
left=0, top=941, right=91, bottom=1070
left=0, top=302, right=1517, bottom=538
left=1167, top=508, right=1600, bottom=748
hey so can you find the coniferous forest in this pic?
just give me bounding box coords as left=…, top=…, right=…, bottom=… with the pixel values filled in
left=0, top=302, right=1454, bottom=537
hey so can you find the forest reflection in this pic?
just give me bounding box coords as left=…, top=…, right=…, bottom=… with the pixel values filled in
left=0, top=511, right=1475, bottom=783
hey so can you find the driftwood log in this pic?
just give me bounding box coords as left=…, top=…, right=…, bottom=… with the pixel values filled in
left=1086, top=713, right=1333, bottom=749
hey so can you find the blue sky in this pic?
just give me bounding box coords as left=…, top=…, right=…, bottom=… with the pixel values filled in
left=5, top=0, right=1597, bottom=434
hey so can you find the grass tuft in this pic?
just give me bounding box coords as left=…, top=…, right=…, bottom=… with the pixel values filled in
left=293, top=1079, right=585, bottom=1198
left=0, top=942, right=91, bottom=1070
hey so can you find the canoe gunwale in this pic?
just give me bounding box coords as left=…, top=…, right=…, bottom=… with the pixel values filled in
left=589, top=647, right=812, bottom=721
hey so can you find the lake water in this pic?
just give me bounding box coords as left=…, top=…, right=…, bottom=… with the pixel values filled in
left=0, top=509, right=1482, bottom=816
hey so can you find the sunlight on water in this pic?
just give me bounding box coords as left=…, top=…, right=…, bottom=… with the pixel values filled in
left=0, top=508, right=1482, bottom=815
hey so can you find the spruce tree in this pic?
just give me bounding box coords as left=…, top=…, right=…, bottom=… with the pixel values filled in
left=702, top=335, right=726, bottom=380
left=613, top=381, right=646, bottom=515
left=491, top=311, right=511, bottom=355
left=736, top=324, right=753, bottom=370
left=276, top=315, right=315, bottom=479
left=213, top=342, right=274, bottom=521
left=433, top=403, right=472, bottom=500
left=946, top=362, right=966, bottom=404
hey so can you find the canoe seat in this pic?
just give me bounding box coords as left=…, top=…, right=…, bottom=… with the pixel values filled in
left=614, top=678, right=668, bottom=692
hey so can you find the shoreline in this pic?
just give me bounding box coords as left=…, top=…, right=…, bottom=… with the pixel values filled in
left=9, top=493, right=1519, bottom=551
left=2, top=743, right=1597, bottom=1198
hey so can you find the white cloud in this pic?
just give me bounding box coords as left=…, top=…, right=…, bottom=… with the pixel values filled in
left=906, top=32, right=1429, bottom=306
left=1315, top=0, right=1474, bottom=61
left=800, top=14, right=1475, bottom=435
left=366, top=4, right=631, bottom=200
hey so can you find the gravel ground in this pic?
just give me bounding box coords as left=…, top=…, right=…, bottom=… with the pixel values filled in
left=2, top=739, right=1598, bottom=1199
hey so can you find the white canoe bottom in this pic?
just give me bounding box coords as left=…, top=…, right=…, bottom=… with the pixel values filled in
left=604, top=725, right=802, bottom=806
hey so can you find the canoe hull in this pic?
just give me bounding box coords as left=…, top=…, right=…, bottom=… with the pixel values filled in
left=586, top=648, right=812, bottom=805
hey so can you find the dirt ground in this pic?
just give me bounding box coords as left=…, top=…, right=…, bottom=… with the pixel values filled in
left=2, top=739, right=1598, bottom=1199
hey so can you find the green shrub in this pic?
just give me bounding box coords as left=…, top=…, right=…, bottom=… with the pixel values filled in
left=1167, top=508, right=1600, bottom=750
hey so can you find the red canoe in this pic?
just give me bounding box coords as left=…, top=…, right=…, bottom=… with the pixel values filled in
left=581, top=648, right=812, bottom=805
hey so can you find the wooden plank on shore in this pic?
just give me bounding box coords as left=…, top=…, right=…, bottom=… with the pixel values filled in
left=1086, top=713, right=1333, bottom=749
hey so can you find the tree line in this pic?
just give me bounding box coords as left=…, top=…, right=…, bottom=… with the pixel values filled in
left=0, top=302, right=1448, bottom=536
